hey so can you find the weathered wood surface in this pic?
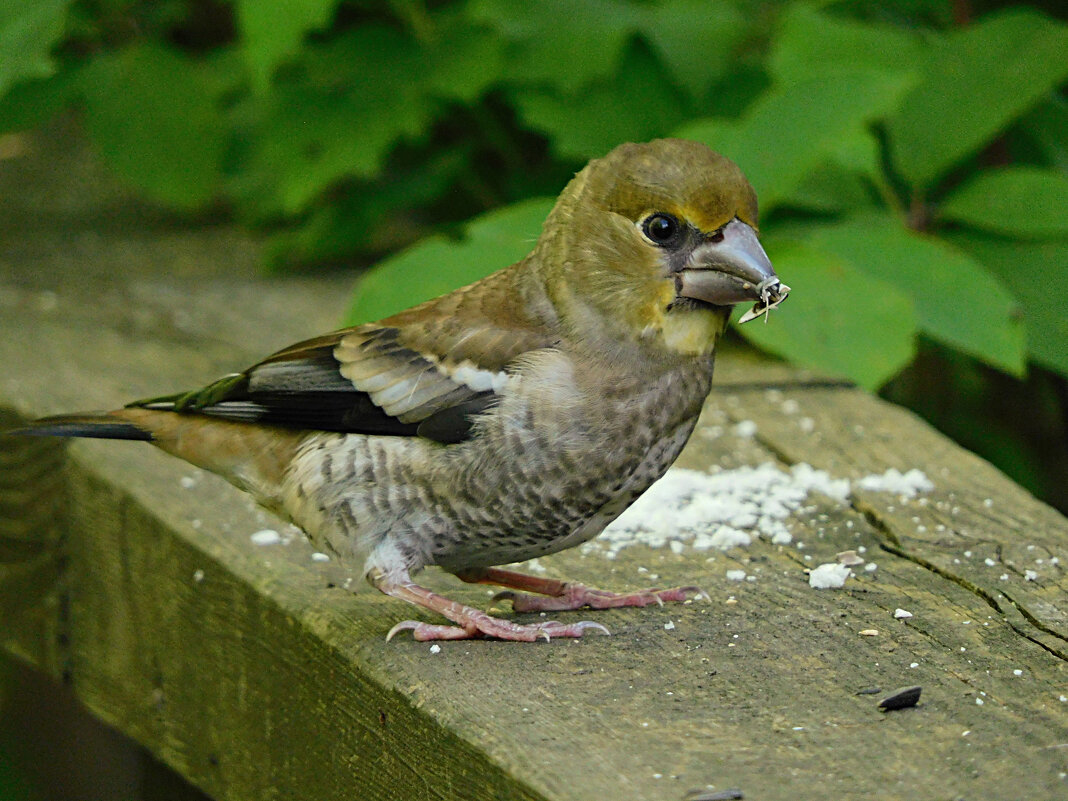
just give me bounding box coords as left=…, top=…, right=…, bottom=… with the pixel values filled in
left=1, top=124, right=1066, bottom=801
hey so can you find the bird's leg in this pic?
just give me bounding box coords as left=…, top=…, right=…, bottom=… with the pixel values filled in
left=454, top=567, right=708, bottom=612
left=369, top=570, right=609, bottom=642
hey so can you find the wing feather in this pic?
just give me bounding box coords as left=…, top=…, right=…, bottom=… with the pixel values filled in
left=128, top=267, right=562, bottom=444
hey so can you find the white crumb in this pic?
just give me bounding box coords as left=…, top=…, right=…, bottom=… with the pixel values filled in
left=864, top=563, right=877, bottom=572
left=808, top=563, right=851, bottom=589
left=725, top=569, right=747, bottom=582
left=311, top=552, right=331, bottom=562
left=734, top=420, right=758, bottom=437
left=429, top=644, right=441, bottom=654
left=588, top=461, right=932, bottom=564
left=694, top=526, right=751, bottom=551
left=855, top=468, right=934, bottom=498
left=1024, top=570, right=1038, bottom=581
left=250, top=529, right=282, bottom=546
left=894, top=608, right=913, bottom=619
left=180, top=475, right=197, bottom=489
left=1013, top=669, right=1023, bottom=676
left=664, top=620, right=676, bottom=630
left=192, top=569, right=205, bottom=583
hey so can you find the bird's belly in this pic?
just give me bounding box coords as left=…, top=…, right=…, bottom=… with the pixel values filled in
left=431, top=416, right=700, bottom=570
left=280, top=360, right=713, bottom=575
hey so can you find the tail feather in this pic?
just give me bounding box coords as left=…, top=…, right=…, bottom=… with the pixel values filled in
left=6, top=412, right=154, bottom=442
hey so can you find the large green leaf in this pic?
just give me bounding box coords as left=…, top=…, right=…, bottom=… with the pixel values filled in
left=469, top=0, right=640, bottom=92
left=421, top=14, right=505, bottom=103
left=737, top=242, right=917, bottom=390
left=803, top=215, right=1026, bottom=375
left=947, top=233, right=1068, bottom=377
left=677, top=72, right=913, bottom=211
left=80, top=45, right=226, bottom=210
left=241, top=27, right=434, bottom=215
left=888, top=9, right=1068, bottom=190
left=0, top=0, right=72, bottom=98
left=635, top=0, right=748, bottom=101
left=769, top=4, right=923, bottom=85
left=940, top=167, right=1068, bottom=239
left=512, top=40, right=688, bottom=161
left=346, top=197, right=555, bottom=325
left=235, top=0, right=340, bottom=92
left=1021, top=96, right=1068, bottom=172
left=0, top=66, right=80, bottom=134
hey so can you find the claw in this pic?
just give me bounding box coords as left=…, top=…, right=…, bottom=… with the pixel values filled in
left=386, top=620, right=420, bottom=641
left=572, top=620, right=611, bottom=636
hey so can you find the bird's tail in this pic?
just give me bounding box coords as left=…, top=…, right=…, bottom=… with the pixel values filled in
left=7, top=411, right=154, bottom=441
left=7, top=407, right=305, bottom=512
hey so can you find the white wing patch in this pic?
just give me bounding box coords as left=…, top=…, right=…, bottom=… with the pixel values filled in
left=447, top=361, right=511, bottom=393
left=333, top=328, right=512, bottom=423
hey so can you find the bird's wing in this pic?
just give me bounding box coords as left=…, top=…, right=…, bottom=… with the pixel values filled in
left=131, top=277, right=558, bottom=445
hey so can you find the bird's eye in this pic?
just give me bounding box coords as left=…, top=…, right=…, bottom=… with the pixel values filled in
left=642, top=213, right=681, bottom=246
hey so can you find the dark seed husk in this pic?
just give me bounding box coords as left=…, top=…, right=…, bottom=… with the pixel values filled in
left=879, top=685, right=922, bottom=711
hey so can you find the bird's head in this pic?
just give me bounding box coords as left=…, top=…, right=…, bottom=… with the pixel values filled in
left=537, top=139, right=789, bottom=359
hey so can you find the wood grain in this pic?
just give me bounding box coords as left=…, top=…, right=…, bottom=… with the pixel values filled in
left=1, top=122, right=1065, bottom=801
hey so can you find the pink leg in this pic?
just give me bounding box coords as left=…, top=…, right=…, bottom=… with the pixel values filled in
left=454, top=567, right=708, bottom=612
left=370, top=570, right=610, bottom=642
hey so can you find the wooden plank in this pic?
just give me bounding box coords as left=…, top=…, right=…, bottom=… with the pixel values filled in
left=2, top=122, right=1066, bottom=801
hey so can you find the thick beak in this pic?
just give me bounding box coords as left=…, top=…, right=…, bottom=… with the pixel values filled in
left=676, top=219, right=789, bottom=319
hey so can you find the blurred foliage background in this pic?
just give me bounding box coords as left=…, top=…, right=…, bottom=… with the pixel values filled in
left=1, top=0, right=1067, bottom=529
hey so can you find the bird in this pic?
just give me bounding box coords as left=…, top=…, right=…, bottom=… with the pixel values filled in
left=11, top=139, right=789, bottom=642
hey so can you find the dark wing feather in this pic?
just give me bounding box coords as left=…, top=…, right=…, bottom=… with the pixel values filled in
left=129, top=267, right=561, bottom=444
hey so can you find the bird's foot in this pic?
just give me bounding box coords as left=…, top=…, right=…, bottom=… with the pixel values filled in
left=456, top=567, right=709, bottom=612
left=371, top=570, right=609, bottom=642
left=386, top=617, right=609, bottom=642
left=496, top=583, right=708, bottom=612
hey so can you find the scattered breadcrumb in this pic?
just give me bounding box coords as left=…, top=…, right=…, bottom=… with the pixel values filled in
left=859, top=629, right=879, bottom=636
left=311, top=552, right=330, bottom=562
left=854, top=468, right=934, bottom=498
left=808, top=563, right=851, bottom=589
left=837, top=550, right=865, bottom=566
left=894, top=608, right=914, bottom=619
left=734, top=420, right=758, bottom=437
left=250, top=529, right=282, bottom=546
left=725, top=569, right=747, bottom=582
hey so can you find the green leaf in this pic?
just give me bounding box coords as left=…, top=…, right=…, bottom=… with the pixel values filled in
left=422, top=15, right=505, bottom=103
left=635, top=0, right=748, bottom=101
left=241, top=27, right=434, bottom=215
left=80, top=45, right=226, bottom=210
left=0, top=0, right=72, bottom=98
left=469, top=0, right=639, bottom=92
left=947, top=233, right=1068, bottom=377
left=803, top=215, right=1026, bottom=375
left=1020, top=96, right=1068, bottom=172
left=345, top=197, right=555, bottom=325
left=235, top=0, right=340, bottom=92
left=0, top=66, right=80, bottom=134
left=781, top=160, right=874, bottom=213
left=940, top=167, right=1068, bottom=239
left=737, top=242, right=916, bottom=389
left=769, top=4, right=923, bottom=85
left=512, top=40, right=688, bottom=161
left=677, top=72, right=913, bottom=210
left=888, top=9, right=1068, bottom=189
